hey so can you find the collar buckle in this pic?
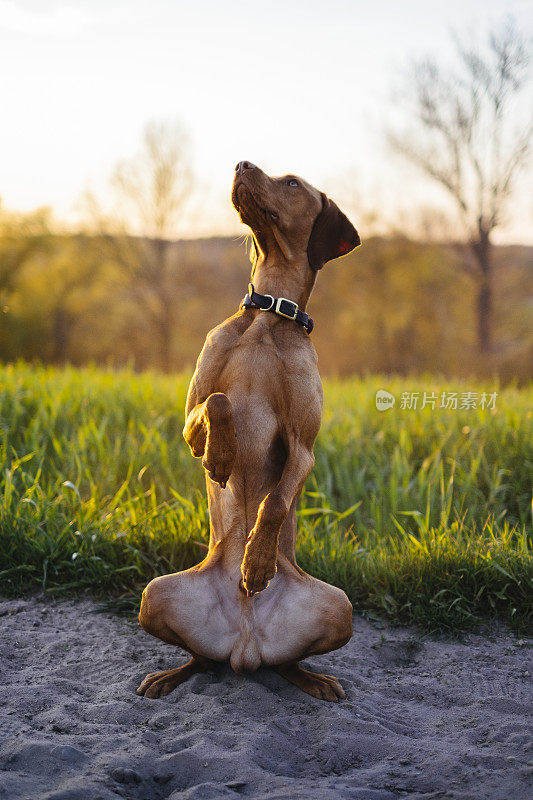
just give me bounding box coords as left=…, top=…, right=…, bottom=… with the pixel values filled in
left=274, top=297, right=299, bottom=320
left=259, top=294, right=275, bottom=311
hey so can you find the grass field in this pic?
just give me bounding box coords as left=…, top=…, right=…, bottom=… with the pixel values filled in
left=0, top=363, right=531, bottom=633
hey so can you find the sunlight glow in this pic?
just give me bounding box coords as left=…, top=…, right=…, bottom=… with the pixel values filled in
left=0, top=0, right=531, bottom=242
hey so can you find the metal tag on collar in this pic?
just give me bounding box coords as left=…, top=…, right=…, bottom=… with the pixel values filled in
left=275, top=297, right=299, bottom=320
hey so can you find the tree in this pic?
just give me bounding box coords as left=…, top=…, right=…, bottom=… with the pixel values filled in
left=107, top=120, right=193, bottom=371
left=388, top=19, right=532, bottom=355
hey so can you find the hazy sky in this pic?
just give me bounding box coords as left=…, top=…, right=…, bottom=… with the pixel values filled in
left=1, top=0, right=532, bottom=240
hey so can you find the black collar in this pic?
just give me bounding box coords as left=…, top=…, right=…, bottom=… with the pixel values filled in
left=240, top=283, right=314, bottom=334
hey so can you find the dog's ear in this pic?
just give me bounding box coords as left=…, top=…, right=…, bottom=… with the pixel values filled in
left=307, top=193, right=361, bottom=270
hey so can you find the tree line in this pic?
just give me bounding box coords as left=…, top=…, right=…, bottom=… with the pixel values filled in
left=1, top=218, right=531, bottom=381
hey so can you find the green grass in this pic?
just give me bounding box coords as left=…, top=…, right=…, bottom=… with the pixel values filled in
left=0, top=363, right=531, bottom=633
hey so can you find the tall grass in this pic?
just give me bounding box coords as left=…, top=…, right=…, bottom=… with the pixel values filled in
left=0, top=363, right=531, bottom=632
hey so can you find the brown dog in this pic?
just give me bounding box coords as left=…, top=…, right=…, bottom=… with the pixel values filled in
left=137, top=161, right=360, bottom=701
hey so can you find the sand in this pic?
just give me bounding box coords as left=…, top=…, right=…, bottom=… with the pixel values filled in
left=0, top=597, right=531, bottom=800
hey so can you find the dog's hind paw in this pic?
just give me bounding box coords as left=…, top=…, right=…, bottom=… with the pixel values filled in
left=136, top=657, right=212, bottom=699
left=274, top=662, right=346, bottom=702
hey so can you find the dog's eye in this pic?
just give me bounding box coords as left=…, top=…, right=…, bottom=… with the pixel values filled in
left=288, top=179, right=299, bottom=187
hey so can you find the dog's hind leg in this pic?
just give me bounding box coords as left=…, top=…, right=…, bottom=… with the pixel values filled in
left=137, top=573, right=220, bottom=699
left=272, top=593, right=352, bottom=702
left=183, top=392, right=237, bottom=488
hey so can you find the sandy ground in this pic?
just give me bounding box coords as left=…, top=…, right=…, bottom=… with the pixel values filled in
left=0, top=598, right=531, bottom=800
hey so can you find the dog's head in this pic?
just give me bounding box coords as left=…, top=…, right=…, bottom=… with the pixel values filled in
left=232, top=161, right=360, bottom=270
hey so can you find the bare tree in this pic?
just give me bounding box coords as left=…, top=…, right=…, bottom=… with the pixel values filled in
left=388, top=19, right=532, bottom=355
left=110, top=120, right=193, bottom=371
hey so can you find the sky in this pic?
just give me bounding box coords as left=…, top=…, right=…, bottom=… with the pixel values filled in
left=1, top=0, right=532, bottom=241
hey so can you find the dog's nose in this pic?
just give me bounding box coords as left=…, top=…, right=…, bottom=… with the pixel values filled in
left=235, top=161, right=256, bottom=176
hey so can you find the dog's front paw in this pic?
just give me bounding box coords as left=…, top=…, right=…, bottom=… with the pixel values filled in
left=202, top=396, right=237, bottom=488
left=240, top=534, right=277, bottom=596
left=202, top=444, right=235, bottom=488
